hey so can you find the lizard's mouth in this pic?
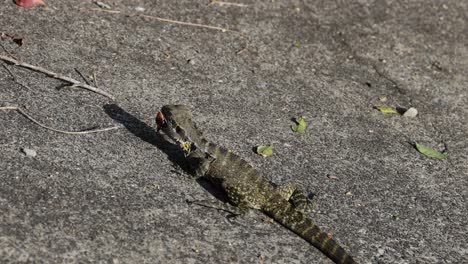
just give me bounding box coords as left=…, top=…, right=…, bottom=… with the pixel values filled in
left=155, top=111, right=168, bottom=132
left=156, top=111, right=191, bottom=152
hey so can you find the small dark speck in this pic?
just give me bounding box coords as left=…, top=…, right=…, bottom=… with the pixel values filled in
left=365, top=82, right=372, bottom=87
left=187, top=58, right=196, bottom=65
left=431, top=61, right=443, bottom=71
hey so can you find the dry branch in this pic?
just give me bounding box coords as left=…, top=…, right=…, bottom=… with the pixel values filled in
left=139, top=14, right=240, bottom=33
left=88, top=8, right=242, bottom=34
left=0, top=106, right=121, bottom=135
left=0, top=55, right=115, bottom=100
left=1, top=61, right=33, bottom=91
left=210, top=1, right=248, bottom=7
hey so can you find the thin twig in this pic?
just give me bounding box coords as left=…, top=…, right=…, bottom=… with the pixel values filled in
left=1, top=62, right=34, bottom=91
left=2, top=61, right=17, bottom=78
left=139, top=14, right=240, bottom=33
left=209, top=1, right=248, bottom=7
left=236, top=47, right=248, bottom=55
left=0, top=55, right=115, bottom=100
left=74, top=68, right=91, bottom=85
left=88, top=7, right=121, bottom=14
left=0, top=42, right=11, bottom=54
left=93, top=70, right=99, bottom=87
left=0, top=106, right=17, bottom=110
left=88, top=8, right=241, bottom=34
left=0, top=106, right=122, bottom=134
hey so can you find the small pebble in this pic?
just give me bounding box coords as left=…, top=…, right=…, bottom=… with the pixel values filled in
left=187, top=58, right=196, bottom=65
left=403, top=107, right=418, bottom=118
left=22, top=148, right=37, bottom=157
left=135, top=6, right=145, bottom=12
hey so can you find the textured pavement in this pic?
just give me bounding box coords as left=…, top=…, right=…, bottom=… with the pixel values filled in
left=1, top=1, right=467, bottom=263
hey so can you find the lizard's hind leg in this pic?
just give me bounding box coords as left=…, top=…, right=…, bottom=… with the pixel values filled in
left=276, top=182, right=315, bottom=214
left=186, top=198, right=248, bottom=218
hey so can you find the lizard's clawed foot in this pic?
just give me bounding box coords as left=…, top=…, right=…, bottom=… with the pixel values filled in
left=277, top=183, right=316, bottom=215
left=186, top=199, right=247, bottom=218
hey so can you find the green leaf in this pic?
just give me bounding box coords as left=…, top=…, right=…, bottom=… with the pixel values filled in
left=415, top=143, right=448, bottom=159
left=293, top=40, right=301, bottom=48
left=256, top=145, right=273, bottom=157
left=291, top=117, right=307, bottom=132
left=375, top=106, right=398, bottom=114
left=179, top=141, right=192, bottom=152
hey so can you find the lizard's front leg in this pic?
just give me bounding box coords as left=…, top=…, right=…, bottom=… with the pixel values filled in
left=186, top=198, right=247, bottom=218
left=276, top=182, right=315, bottom=214
left=184, top=148, right=249, bottom=217
left=183, top=145, right=214, bottom=177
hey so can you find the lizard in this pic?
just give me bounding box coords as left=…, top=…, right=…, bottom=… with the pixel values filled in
left=155, top=105, right=356, bottom=264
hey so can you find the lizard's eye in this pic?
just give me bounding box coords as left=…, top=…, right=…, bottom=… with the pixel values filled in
left=155, top=112, right=167, bottom=132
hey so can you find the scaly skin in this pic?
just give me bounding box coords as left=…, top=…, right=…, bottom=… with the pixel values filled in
left=156, top=105, right=356, bottom=264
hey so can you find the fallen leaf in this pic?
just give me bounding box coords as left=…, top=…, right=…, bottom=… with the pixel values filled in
left=258, top=254, right=266, bottom=263
left=291, top=117, right=307, bottom=132
left=375, top=106, right=398, bottom=114
left=378, top=96, right=387, bottom=102
left=293, top=40, right=301, bottom=48
left=392, top=214, right=400, bottom=221
left=327, top=175, right=339, bottom=180
left=345, top=191, right=352, bottom=196
left=15, top=0, right=46, bottom=8
left=256, top=145, right=273, bottom=157
left=21, top=148, right=37, bottom=157
left=414, top=143, right=447, bottom=159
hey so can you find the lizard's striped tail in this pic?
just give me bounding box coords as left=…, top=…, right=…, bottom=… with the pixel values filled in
left=263, top=196, right=356, bottom=264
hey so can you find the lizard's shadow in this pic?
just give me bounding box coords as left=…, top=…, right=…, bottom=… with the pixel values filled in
left=103, top=104, right=228, bottom=203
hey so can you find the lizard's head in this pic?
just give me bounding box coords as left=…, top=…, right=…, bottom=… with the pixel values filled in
left=156, top=105, right=193, bottom=142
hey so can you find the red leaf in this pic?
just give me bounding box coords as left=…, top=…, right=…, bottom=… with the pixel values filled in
left=155, top=112, right=167, bottom=132
left=15, top=0, right=46, bottom=8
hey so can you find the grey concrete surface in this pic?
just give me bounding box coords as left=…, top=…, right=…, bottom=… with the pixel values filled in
left=1, top=1, right=467, bottom=263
